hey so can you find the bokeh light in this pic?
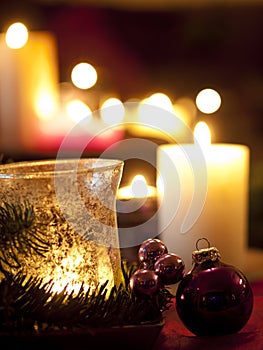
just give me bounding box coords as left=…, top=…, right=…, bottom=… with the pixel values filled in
left=146, top=92, right=174, bottom=113
left=5, top=22, right=28, bottom=49
left=138, top=92, right=176, bottom=131
left=71, top=62, right=97, bottom=89
left=195, top=88, right=222, bottom=114
left=35, top=92, right=57, bottom=120
left=100, top=97, right=125, bottom=124
left=65, top=99, right=92, bottom=123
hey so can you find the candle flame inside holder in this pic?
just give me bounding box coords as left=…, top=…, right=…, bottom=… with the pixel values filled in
left=0, top=158, right=124, bottom=296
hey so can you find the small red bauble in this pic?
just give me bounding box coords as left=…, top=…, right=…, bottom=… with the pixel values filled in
left=154, top=253, right=185, bottom=285
left=129, top=269, right=159, bottom=297
left=138, top=238, right=168, bottom=266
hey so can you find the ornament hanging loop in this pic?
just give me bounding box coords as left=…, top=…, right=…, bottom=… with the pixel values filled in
left=195, top=237, right=211, bottom=251
left=193, top=238, right=221, bottom=264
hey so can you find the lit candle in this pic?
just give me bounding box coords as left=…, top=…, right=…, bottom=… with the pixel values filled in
left=117, top=175, right=158, bottom=262
left=0, top=158, right=124, bottom=297
left=0, top=27, right=59, bottom=152
left=124, top=96, right=193, bottom=143
left=117, top=175, right=157, bottom=200
left=157, top=122, right=250, bottom=273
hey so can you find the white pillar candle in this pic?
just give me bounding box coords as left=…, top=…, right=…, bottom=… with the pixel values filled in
left=0, top=30, right=59, bottom=152
left=157, top=122, right=250, bottom=274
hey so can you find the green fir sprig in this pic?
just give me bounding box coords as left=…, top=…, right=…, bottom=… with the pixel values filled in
left=0, top=201, right=51, bottom=271
left=0, top=201, right=174, bottom=335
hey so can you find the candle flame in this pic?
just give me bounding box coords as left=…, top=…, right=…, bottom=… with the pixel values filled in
left=194, top=121, right=211, bottom=147
left=131, top=175, right=148, bottom=198
left=117, top=174, right=156, bottom=199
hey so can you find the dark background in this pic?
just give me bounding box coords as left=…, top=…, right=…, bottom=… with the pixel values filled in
left=1, top=0, right=263, bottom=248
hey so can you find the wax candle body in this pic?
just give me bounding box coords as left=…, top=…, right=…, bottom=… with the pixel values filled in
left=157, top=143, right=250, bottom=273
left=0, top=32, right=59, bottom=152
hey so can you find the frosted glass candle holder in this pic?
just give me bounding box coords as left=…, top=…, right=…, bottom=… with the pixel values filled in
left=0, top=158, right=123, bottom=294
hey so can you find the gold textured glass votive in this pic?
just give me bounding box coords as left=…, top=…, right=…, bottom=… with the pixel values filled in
left=0, top=158, right=123, bottom=294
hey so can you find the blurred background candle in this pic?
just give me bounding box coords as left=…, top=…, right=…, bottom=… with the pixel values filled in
left=117, top=174, right=157, bottom=200
left=117, top=174, right=158, bottom=263
left=157, top=121, right=251, bottom=275
left=0, top=23, right=59, bottom=153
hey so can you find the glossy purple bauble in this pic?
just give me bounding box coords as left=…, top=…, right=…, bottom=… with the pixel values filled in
left=138, top=238, right=168, bottom=265
left=176, top=263, right=254, bottom=336
left=154, top=253, right=185, bottom=285
left=130, top=269, right=159, bottom=297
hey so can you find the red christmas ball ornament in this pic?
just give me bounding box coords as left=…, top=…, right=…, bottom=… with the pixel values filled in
left=154, top=253, right=185, bottom=285
left=130, top=269, right=159, bottom=297
left=138, top=238, right=168, bottom=267
left=176, top=238, right=254, bottom=336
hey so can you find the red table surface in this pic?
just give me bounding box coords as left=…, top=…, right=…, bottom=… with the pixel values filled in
left=153, top=279, right=263, bottom=350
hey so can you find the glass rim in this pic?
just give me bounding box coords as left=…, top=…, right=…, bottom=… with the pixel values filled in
left=0, top=158, right=124, bottom=179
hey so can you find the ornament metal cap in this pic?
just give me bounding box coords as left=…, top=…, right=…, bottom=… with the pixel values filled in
left=192, top=237, right=221, bottom=264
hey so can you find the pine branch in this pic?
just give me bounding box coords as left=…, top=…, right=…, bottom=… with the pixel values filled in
left=0, top=201, right=51, bottom=271
left=0, top=195, right=174, bottom=335
left=0, top=263, right=174, bottom=334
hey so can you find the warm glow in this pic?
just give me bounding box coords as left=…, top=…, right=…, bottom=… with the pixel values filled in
left=35, top=91, right=57, bottom=120
left=100, top=97, right=125, bottom=124
left=173, top=97, right=197, bottom=127
left=156, top=173, right=164, bottom=201
left=5, top=22, right=28, bottom=49
left=71, top=62, right=97, bottom=89
left=131, top=175, right=148, bottom=198
left=42, top=247, right=115, bottom=296
left=196, top=88, right=221, bottom=114
left=194, top=121, right=211, bottom=147
left=137, top=93, right=178, bottom=136
left=46, top=251, right=89, bottom=295
left=146, top=92, right=174, bottom=113
left=66, top=99, right=92, bottom=123
left=117, top=174, right=156, bottom=199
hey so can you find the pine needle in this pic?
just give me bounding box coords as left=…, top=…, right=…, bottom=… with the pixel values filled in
left=0, top=199, right=174, bottom=335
